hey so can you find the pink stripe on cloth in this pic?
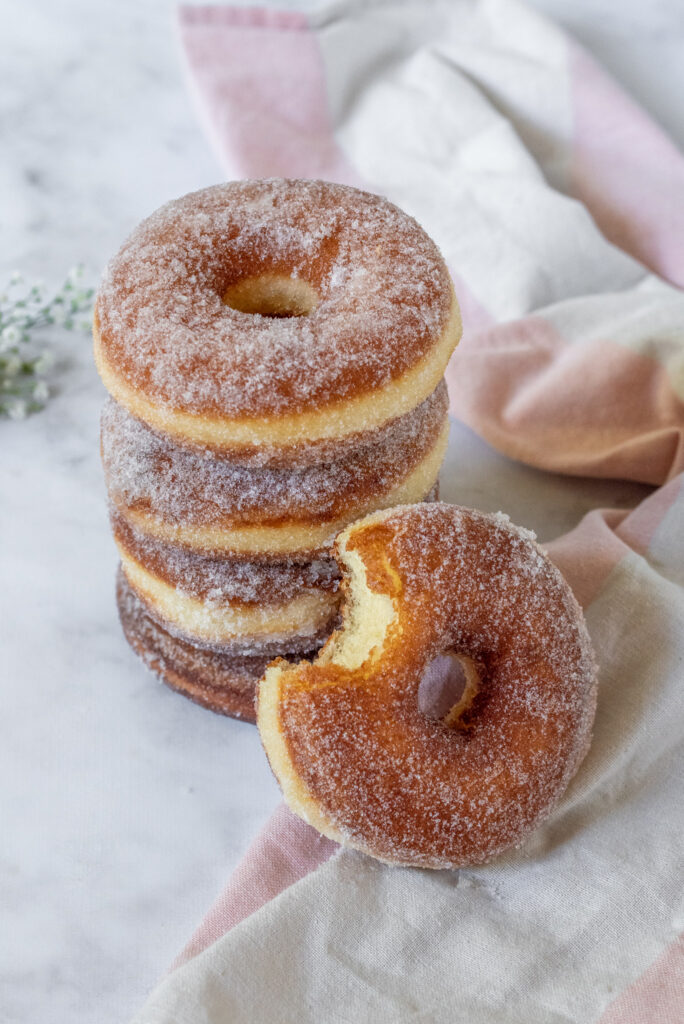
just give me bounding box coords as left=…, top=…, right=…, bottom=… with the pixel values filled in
left=597, top=934, right=684, bottom=1024
left=449, top=270, right=495, bottom=337
left=546, top=508, right=629, bottom=609
left=545, top=473, right=683, bottom=608
left=177, top=5, right=359, bottom=184
left=447, top=317, right=684, bottom=485
left=615, top=472, right=683, bottom=556
left=570, top=44, right=684, bottom=287
left=173, top=804, right=338, bottom=968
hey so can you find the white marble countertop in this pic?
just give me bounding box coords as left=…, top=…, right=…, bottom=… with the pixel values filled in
left=1, top=1, right=682, bottom=1021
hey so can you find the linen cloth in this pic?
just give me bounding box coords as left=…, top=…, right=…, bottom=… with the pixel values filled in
left=133, top=1, right=684, bottom=1019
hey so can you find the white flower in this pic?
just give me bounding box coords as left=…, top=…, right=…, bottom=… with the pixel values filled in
left=1, top=266, right=93, bottom=419
left=52, top=306, right=69, bottom=326
left=7, top=399, right=27, bottom=420
left=0, top=324, right=21, bottom=349
left=34, top=350, right=55, bottom=373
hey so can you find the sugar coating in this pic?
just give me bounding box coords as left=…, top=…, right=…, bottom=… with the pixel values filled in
left=116, top=570, right=326, bottom=722
left=273, top=503, right=598, bottom=869
left=95, top=179, right=452, bottom=417
left=111, top=510, right=339, bottom=602
left=119, top=560, right=336, bottom=660
left=101, top=381, right=448, bottom=530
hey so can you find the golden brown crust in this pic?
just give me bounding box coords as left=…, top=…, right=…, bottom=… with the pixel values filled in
left=257, top=504, right=598, bottom=869
left=94, top=180, right=457, bottom=434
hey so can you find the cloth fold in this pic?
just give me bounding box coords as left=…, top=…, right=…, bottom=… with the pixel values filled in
left=133, top=1, right=684, bottom=1019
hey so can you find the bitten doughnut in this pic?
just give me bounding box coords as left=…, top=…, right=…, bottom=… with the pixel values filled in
left=93, top=179, right=460, bottom=459
left=257, top=504, right=597, bottom=869
left=101, top=382, right=448, bottom=559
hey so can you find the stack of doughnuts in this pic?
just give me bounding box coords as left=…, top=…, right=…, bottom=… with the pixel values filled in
left=94, top=179, right=461, bottom=721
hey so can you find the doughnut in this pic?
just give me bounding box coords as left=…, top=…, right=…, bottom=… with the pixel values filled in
left=117, top=537, right=339, bottom=654
left=116, top=570, right=318, bottom=721
left=257, top=503, right=597, bottom=869
left=101, top=383, right=448, bottom=559
left=93, top=179, right=460, bottom=459
left=111, top=511, right=340, bottom=601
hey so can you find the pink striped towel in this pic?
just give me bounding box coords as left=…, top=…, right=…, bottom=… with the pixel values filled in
left=132, top=2, right=684, bottom=1020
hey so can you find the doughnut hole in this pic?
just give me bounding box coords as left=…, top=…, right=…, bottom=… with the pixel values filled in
left=223, top=274, right=318, bottom=318
left=418, top=651, right=480, bottom=728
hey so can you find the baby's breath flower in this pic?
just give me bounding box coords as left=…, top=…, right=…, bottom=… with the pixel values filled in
left=1, top=324, right=21, bottom=348
left=52, top=307, right=69, bottom=326
left=0, top=267, right=94, bottom=419
left=34, top=350, right=55, bottom=373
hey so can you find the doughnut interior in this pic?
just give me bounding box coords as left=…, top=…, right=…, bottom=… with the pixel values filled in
left=257, top=504, right=597, bottom=869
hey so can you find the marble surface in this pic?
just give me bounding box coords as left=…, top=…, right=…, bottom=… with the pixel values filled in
left=0, top=1, right=681, bottom=1022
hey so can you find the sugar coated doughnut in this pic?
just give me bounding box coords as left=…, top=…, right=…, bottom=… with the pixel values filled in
left=117, top=536, right=339, bottom=654
left=94, top=179, right=460, bottom=456
left=117, top=571, right=320, bottom=721
left=257, top=504, right=597, bottom=869
left=101, top=382, right=448, bottom=559
left=111, top=511, right=340, bottom=601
